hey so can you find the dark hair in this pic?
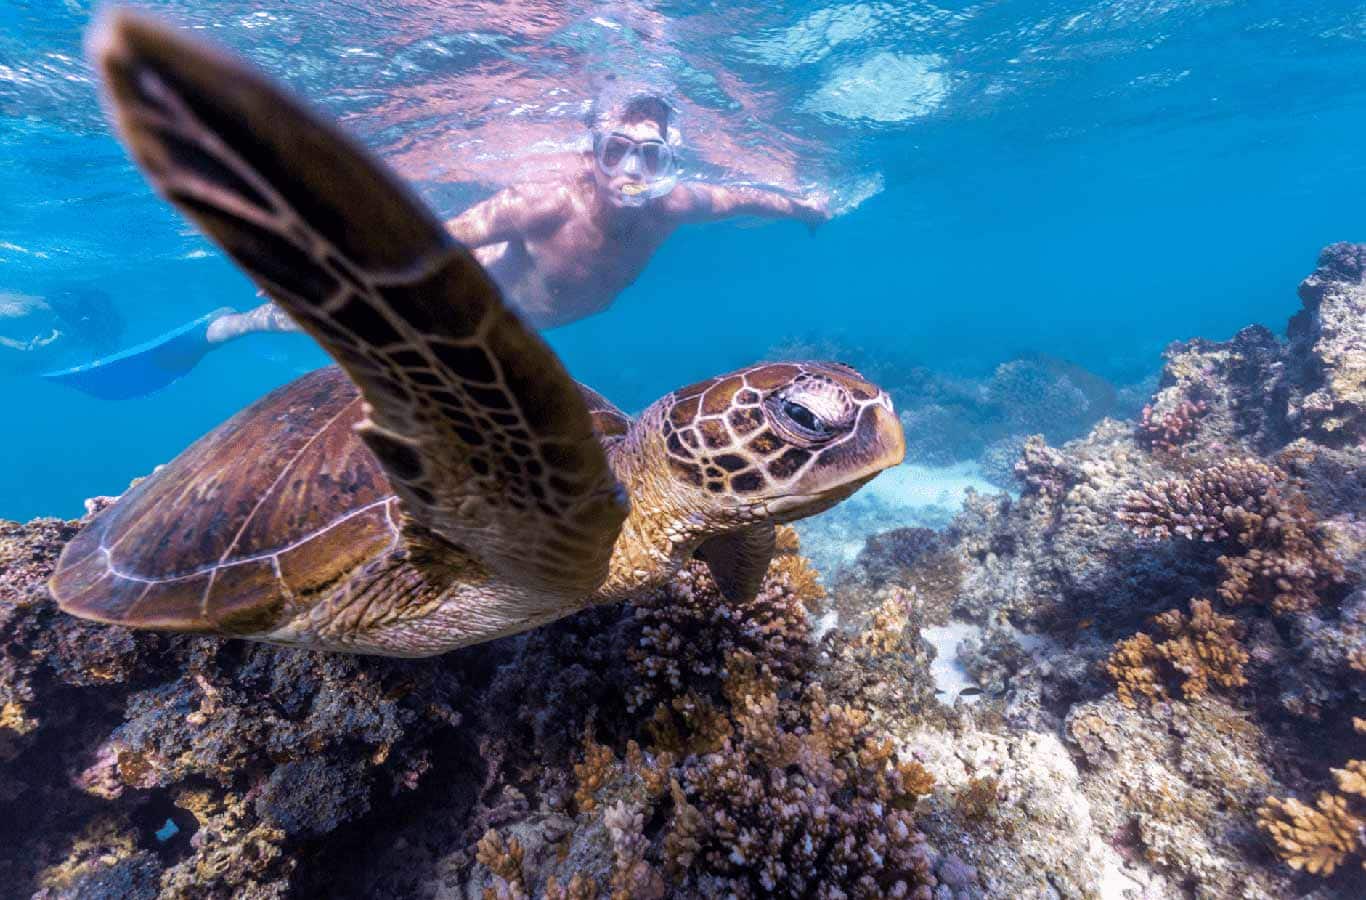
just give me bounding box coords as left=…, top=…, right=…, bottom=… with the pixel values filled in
left=590, top=90, right=673, bottom=137
left=620, top=94, right=671, bottom=133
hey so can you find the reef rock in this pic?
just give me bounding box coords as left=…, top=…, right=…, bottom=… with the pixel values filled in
left=1288, top=242, right=1366, bottom=447
left=3, top=244, right=1364, bottom=899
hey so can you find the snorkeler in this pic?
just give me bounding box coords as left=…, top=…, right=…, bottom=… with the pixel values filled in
left=43, top=91, right=828, bottom=399
left=1, top=286, right=124, bottom=378
left=444, top=91, right=829, bottom=328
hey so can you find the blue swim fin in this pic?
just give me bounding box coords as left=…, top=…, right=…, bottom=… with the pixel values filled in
left=41, top=307, right=233, bottom=400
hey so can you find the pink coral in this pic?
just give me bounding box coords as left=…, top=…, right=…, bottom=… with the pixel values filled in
left=1136, top=399, right=1208, bottom=454
left=1120, top=459, right=1344, bottom=614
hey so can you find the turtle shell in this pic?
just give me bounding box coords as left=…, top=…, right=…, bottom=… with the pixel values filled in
left=51, top=366, right=401, bottom=634
left=51, top=367, right=635, bottom=636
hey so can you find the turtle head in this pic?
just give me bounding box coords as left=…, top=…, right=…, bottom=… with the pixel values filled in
left=654, top=362, right=905, bottom=526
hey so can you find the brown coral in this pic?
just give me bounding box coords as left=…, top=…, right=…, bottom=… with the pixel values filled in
left=1258, top=792, right=1364, bottom=876
left=1350, top=647, right=1366, bottom=674
left=572, top=725, right=615, bottom=815
left=858, top=590, right=912, bottom=654
left=1259, top=719, right=1366, bottom=876
left=1105, top=599, right=1249, bottom=707
left=956, top=776, right=1002, bottom=822
left=477, top=829, right=529, bottom=900
left=544, top=873, right=597, bottom=900
left=1119, top=459, right=1344, bottom=614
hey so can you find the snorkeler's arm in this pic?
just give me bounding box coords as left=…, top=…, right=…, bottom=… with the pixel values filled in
left=445, top=184, right=571, bottom=248
left=664, top=183, right=829, bottom=226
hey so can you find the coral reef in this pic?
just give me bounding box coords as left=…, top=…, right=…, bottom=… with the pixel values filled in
left=1012, top=434, right=1081, bottom=501
left=1136, top=398, right=1208, bottom=454
left=4, top=243, right=1366, bottom=898
left=1, top=514, right=473, bottom=899
left=1104, top=599, right=1249, bottom=707
left=1120, top=458, right=1345, bottom=614
left=1, top=514, right=947, bottom=899
left=847, top=245, right=1366, bottom=897
left=1287, top=242, right=1366, bottom=446
left=625, top=529, right=817, bottom=716
left=660, top=665, right=937, bottom=898
left=1258, top=788, right=1363, bottom=877
left=1257, top=689, right=1366, bottom=877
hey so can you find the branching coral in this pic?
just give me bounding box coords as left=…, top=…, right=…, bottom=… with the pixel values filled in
left=1258, top=791, right=1364, bottom=876
left=1137, top=399, right=1208, bottom=454
left=603, top=801, right=666, bottom=900
left=625, top=537, right=818, bottom=714
left=477, top=829, right=528, bottom=900
left=1119, top=458, right=1344, bottom=614
left=663, top=657, right=936, bottom=899
left=556, top=529, right=939, bottom=899
left=560, top=652, right=937, bottom=898
left=1105, top=599, right=1249, bottom=707
left=544, top=873, right=597, bottom=900
left=1120, top=458, right=1281, bottom=542
left=1259, top=717, right=1366, bottom=877
left=572, top=725, right=616, bottom=815
left=1013, top=435, right=1080, bottom=500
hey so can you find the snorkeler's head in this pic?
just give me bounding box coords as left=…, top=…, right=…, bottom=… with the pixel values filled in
left=589, top=91, right=679, bottom=207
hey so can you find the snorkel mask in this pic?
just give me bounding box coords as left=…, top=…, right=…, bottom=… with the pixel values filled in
left=593, top=130, right=679, bottom=207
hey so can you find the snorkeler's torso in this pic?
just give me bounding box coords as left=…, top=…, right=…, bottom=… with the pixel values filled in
left=478, top=170, right=677, bottom=329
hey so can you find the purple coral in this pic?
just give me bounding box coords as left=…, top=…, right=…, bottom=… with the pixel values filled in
left=1013, top=435, right=1080, bottom=500
left=1119, top=458, right=1345, bottom=614
left=666, top=676, right=936, bottom=899
left=1119, top=457, right=1280, bottom=542
left=626, top=549, right=816, bottom=715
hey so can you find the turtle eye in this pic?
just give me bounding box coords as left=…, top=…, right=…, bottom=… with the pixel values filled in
left=766, top=375, right=856, bottom=445
left=782, top=399, right=824, bottom=434
left=772, top=396, right=839, bottom=444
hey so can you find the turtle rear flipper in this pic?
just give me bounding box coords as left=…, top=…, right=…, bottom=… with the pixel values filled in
left=91, top=10, right=627, bottom=598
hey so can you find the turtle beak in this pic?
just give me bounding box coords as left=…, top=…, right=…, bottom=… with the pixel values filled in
left=866, top=397, right=906, bottom=469
left=762, top=396, right=904, bottom=521
left=797, top=396, right=904, bottom=493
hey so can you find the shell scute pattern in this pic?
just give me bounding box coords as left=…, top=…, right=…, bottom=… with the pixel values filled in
left=50, top=368, right=405, bottom=633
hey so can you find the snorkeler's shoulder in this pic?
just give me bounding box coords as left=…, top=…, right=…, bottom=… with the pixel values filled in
left=653, top=181, right=711, bottom=220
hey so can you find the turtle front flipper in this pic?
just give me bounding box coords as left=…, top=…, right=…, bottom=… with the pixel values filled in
left=92, top=11, right=627, bottom=597
left=695, top=525, right=777, bottom=603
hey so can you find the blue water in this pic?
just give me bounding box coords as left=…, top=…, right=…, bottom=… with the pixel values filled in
left=4, top=0, right=1366, bottom=520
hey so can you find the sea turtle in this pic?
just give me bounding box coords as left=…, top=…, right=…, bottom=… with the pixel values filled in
left=49, top=11, right=905, bottom=657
